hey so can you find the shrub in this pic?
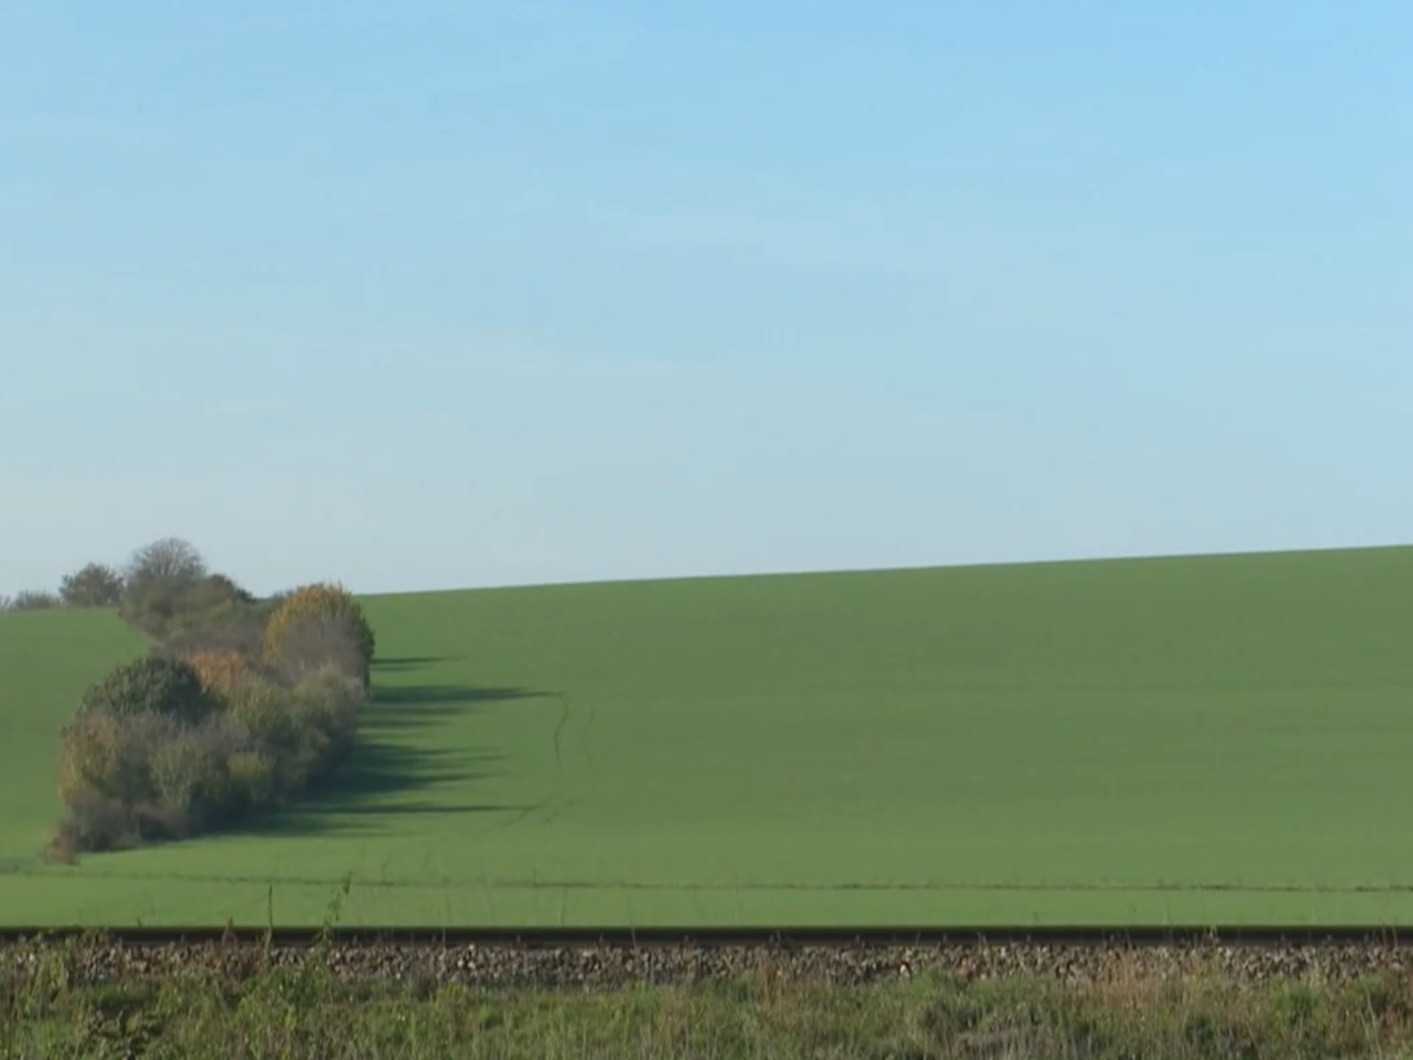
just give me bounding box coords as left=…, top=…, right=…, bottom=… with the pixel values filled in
left=11, top=590, right=60, bottom=611
left=57, top=711, right=185, bottom=808
left=56, top=664, right=366, bottom=854
left=213, top=666, right=363, bottom=798
left=144, top=719, right=248, bottom=830
left=79, top=657, right=214, bottom=724
left=58, top=563, right=124, bottom=607
left=50, top=790, right=140, bottom=856
left=292, top=668, right=361, bottom=752
left=185, top=650, right=254, bottom=704
left=263, top=584, right=375, bottom=688
left=148, top=731, right=220, bottom=820
left=162, top=611, right=267, bottom=660
left=56, top=711, right=132, bottom=806
left=226, top=750, right=277, bottom=809
left=282, top=667, right=362, bottom=787
left=58, top=704, right=289, bottom=845
left=165, top=573, right=258, bottom=634
left=227, top=674, right=298, bottom=751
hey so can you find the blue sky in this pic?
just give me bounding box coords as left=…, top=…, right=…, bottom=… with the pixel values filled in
left=3, top=2, right=1409, bottom=595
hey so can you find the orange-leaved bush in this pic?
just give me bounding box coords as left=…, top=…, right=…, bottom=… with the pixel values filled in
left=185, top=650, right=253, bottom=704
left=262, top=583, right=375, bottom=688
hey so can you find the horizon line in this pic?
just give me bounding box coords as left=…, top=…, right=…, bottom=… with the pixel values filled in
left=358, top=540, right=1413, bottom=599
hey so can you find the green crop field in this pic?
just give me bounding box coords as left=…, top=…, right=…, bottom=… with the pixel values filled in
left=3, top=546, right=1413, bottom=927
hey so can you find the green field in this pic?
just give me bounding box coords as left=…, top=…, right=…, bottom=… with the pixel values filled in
left=3, top=546, right=1413, bottom=926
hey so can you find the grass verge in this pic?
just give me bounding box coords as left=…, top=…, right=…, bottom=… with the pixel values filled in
left=6, top=937, right=1413, bottom=1058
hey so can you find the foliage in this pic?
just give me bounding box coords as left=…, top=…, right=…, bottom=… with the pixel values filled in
left=120, top=537, right=209, bottom=637
left=59, top=562, right=125, bottom=607
left=126, top=537, right=207, bottom=588
left=54, top=682, right=359, bottom=856
left=120, top=540, right=265, bottom=652
left=185, top=650, right=255, bottom=703
left=157, top=574, right=265, bottom=653
left=172, top=573, right=255, bottom=620
left=56, top=709, right=143, bottom=806
left=53, top=710, right=192, bottom=853
left=285, top=667, right=363, bottom=785
left=226, top=750, right=277, bottom=809
left=6, top=954, right=1413, bottom=1059
left=10, top=589, right=60, bottom=611
left=263, top=583, right=376, bottom=688
left=45, top=790, right=138, bottom=860
left=79, top=656, right=214, bottom=724
left=112, top=537, right=263, bottom=657
left=51, top=549, right=371, bottom=857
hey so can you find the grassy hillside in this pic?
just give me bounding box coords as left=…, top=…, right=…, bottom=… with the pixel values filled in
left=0, top=609, right=147, bottom=868
left=3, top=546, right=1412, bottom=926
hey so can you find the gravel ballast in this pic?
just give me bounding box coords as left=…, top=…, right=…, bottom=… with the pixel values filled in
left=8, top=937, right=1413, bottom=989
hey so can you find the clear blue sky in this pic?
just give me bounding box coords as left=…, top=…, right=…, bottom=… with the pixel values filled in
left=4, top=3, right=1409, bottom=595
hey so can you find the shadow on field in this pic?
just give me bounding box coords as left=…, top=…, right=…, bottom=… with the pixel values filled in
left=363, top=684, right=531, bottom=730
left=257, top=670, right=548, bottom=839
left=367, top=656, right=450, bottom=672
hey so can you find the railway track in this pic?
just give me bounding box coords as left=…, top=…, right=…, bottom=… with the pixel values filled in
left=10, top=926, right=1413, bottom=987
left=1, top=925, right=1409, bottom=948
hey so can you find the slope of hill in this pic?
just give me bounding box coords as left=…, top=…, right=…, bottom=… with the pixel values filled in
left=3, top=546, right=1412, bottom=926
left=0, top=609, right=146, bottom=868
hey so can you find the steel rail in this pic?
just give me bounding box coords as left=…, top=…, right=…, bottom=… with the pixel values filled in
left=0, top=926, right=1407, bottom=948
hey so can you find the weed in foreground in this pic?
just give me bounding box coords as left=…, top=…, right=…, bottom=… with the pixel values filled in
left=6, top=948, right=1413, bottom=1059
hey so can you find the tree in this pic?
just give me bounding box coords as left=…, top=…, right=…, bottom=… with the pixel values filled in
left=59, top=563, right=124, bottom=607
left=156, top=573, right=264, bottom=656
left=125, top=538, right=206, bottom=590
left=121, top=538, right=208, bottom=636
left=11, top=590, right=60, bottom=611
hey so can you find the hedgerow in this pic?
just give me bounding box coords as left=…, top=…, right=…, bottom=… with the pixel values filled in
left=58, top=562, right=124, bottom=607
left=9, top=589, right=60, bottom=611
left=50, top=540, right=373, bottom=860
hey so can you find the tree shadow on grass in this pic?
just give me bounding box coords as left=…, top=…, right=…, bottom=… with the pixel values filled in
left=363, top=684, right=531, bottom=730
left=257, top=680, right=549, bottom=839
left=369, top=656, right=450, bottom=672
